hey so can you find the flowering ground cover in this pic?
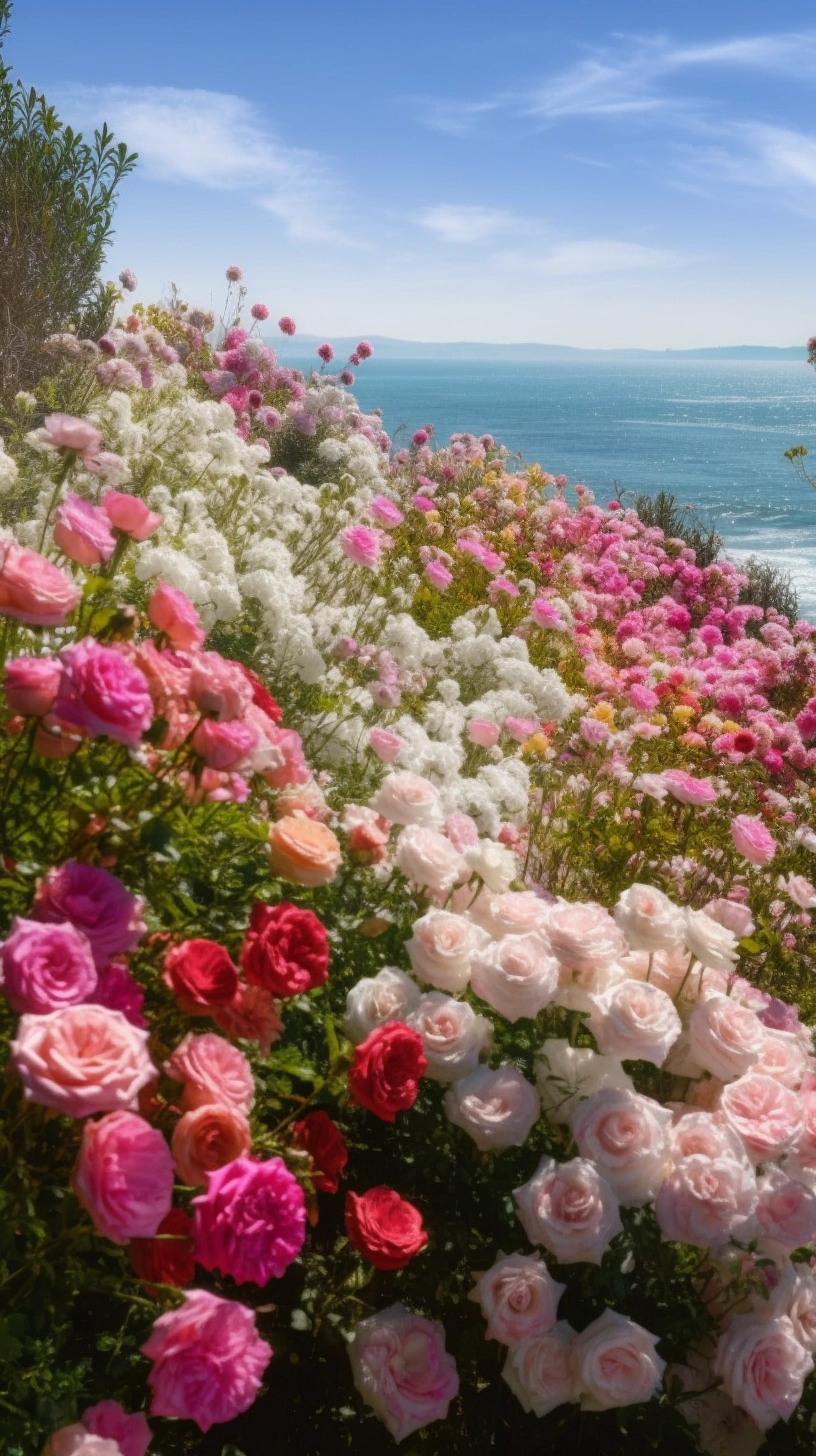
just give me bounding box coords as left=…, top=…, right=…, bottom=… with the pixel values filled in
left=3, top=268, right=816, bottom=1456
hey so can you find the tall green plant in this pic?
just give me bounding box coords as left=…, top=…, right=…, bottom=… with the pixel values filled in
left=0, top=0, right=137, bottom=396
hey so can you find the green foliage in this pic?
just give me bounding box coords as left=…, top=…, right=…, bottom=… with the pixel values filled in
left=627, top=490, right=722, bottom=568
left=738, top=555, right=800, bottom=624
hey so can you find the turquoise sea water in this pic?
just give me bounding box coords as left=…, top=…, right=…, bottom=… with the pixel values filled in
left=309, top=358, right=816, bottom=617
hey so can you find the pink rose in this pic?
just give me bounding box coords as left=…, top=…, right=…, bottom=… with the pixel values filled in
left=703, top=897, right=755, bottom=939
left=573, top=1309, right=665, bottom=1410
left=54, top=639, right=153, bottom=745
left=687, top=994, right=765, bottom=1082
left=192, top=1154, right=306, bottom=1284
left=191, top=717, right=258, bottom=769
left=779, top=874, right=816, bottom=910
left=147, top=581, right=205, bottom=650
left=406, top=909, right=486, bottom=993
left=102, top=490, right=163, bottom=539
left=720, top=1073, right=803, bottom=1162
left=34, top=860, right=146, bottom=967
left=756, top=1166, right=816, bottom=1250
left=469, top=889, right=551, bottom=939
left=613, top=883, right=684, bottom=953
left=4, top=655, right=61, bottom=716
left=661, top=769, right=718, bottom=806
left=654, top=1153, right=757, bottom=1250
left=370, top=495, right=404, bottom=528
left=53, top=494, right=117, bottom=566
left=349, top=1302, right=459, bottom=1443
left=395, top=825, right=467, bottom=894
left=165, top=1031, right=255, bottom=1115
left=10, top=1005, right=155, bottom=1117
left=545, top=901, right=625, bottom=974
left=408, top=992, right=492, bottom=1083
left=370, top=771, right=442, bottom=827
left=82, top=1401, right=151, bottom=1456
left=42, top=413, right=103, bottom=455
left=470, top=931, right=559, bottom=1021
left=468, top=718, right=501, bottom=748
left=72, top=1110, right=174, bottom=1242
left=513, top=1156, right=623, bottom=1264
left=731, top=814, right=777, bottom=866
left=571, top=1089, right=671, bottom=1205
left=502, top=1322, right=578, bottom=1417
left=171, top=1102, right=253, bottom=1186
left=0, top=540, right=80, bottom=625
left=368, top=726, right=404, bottom=763
left=445, top=1064, right=540, bottom=1151
left=43, top=1428, right=121, bottom=1456
left=588, top=980, right=681, bottom=1068
left=755, top=1028, right=808, bottom=1089
left=141, top=1288, right=272, bottom=1431
left=714, top=1314, right=812, bottom=1430
left=86, top=959, right=148, bottom=1028
left=2, top=917, right=97, bottom=1013
left=188, top=652, right=252, bottom=721
left=339, top=525, right=385, bottom=568
left=470, top=1251, right=565, bottom=1347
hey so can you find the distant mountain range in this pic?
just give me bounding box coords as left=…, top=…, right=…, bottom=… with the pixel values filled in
left=267, top=334, right=806, bottom=363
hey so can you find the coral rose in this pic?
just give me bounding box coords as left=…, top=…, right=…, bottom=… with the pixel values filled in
left=345, top=1186, right=428, bottom=1269
left=129, top=1206, right=195, bottom=1288
left=4, top=655, right=60, bottom=716
left=102, top=490, right=163, bottom=540
left=573, top=1309, right=665, bottom=1410
left=33, top=860, right=146, bottom=966
left=162, top=938, right=240, bottom=1011
left=171, top=1102, right=252, bottom=1187
left=72, top=1111, right=174, bottom=1243
left=470, top=1251, right=565, bottom=1347
left=268, top=815, right=341, bottom=887
left=192, top=1154, right=306, bottom=1284
left=291, top=1110, right=348, bottom=1193
left=54, top=639, right=153, bottom=746
left=349, top=1302, right=459, bottom=1443
left=212, top=983, right=283, bottom=1056
left=53, top=495, right=116, bottom=566
left=240, top=900, right=329, bottom=996
left=2, top=917, right=97, bottom=1013
left=348, top=1022, right=427, bottom=1121
left=141, top=1288, right=272, bottom=1431
left=147, top=580, right=205, bottom=650
left=0, top=540, right=79, bottom=625
left=165, top=1032, right=255, bottom=1115
left=11, top=1005, right=155, bottom=1117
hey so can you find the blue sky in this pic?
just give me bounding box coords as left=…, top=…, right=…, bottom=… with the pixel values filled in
left=7, top=0, right=816, bottom=346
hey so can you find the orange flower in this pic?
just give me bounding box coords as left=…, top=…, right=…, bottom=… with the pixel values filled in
left=268, top=815, right=341, bottom=887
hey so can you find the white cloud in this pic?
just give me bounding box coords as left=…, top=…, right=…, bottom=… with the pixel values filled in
left=416, top=204, right=521, bottom=243
left=53, top=85, right=350, bottom=243
left=494, top=239, right=682, bottom=276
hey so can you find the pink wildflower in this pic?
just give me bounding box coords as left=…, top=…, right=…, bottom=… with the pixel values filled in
left=278, top=316, right=296, bottom=336
left=251, top=302, right=269, bottom=320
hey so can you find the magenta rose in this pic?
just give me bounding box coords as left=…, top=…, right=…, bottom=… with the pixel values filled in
left=86, top=959, right=148, bottom=1027
left=72, top=1111, right=174, bottom=1243
left=10, top=1004, right=156, bottom=1117
left=53, top=494, right=116, bottom=567
left=2, top=917, right=97, bottom=1013
left=349, top=1301, right=459, bottom=1443
left=82, top=1401, right=151, bottom=1456
left=54, top=639, right=153, bottom=746
left=141, top=1288, right=272, bottom=1431
left=192, top=1154, right=306, bottom=1284
left=4, top=655, right=61, bottom=716
left=33, top=860, right=147, bottom=967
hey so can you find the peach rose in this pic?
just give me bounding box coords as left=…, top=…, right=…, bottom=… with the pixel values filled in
left=268, top=815, right=341, bottom=887
left=714, top=1314, right=813, bottom=1430
left=470, top=1251, right=565, bottom=1347
left=171, top=1102, right=253, bottom=1186
left=514, top=1156, right=622, bottom=1265
left=573, top=1309, right=665, bottom=1411
left=165, top=1032, right=255, bottom=1115
left=10, top=1005, right=155, bottom=1118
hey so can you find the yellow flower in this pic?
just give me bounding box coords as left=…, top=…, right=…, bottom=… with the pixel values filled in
left=721, top=719, right=742, bottom=734
left=592, top=703, right=616, bottom=725
left=522, top=733, right=550, bottom=758
left=672, top=705, right=696, bottom=725
left=650, top=713, right=668, bottom=727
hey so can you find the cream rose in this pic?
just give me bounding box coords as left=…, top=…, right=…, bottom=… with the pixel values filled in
left=464, top=839, right=518, bottom=894
left=444, top=1065, right=540, bottom=1152
left=756, top=1166, right=816, bottom=1252
left=613, top=883, right=685, bottom=954
left=513, top=1156, right=622, bottom=1264
left=535, top=1040, right=634, bottom=1125
left=714, top=1314, right=813, bottom=1431
left=687, top=994, right=765, bottom=1083
left=587, top=980, right=681, bottom=1068
left=470, top=932, right=559, bottom=1022
left=369, top=770, right=443, bottom=827
left=654, top=1153, right=757, bottom=1250
left=502, top=1322, right=578, bottom=1417
left=573, top=1309, right=665, bottom=1411
left=344, top=967, right=421, bottom=1044
left=683, top=908, right=738, bottom=974
left=395, top=826, right=467, bottom=894
left=468, top=889, right=552, bottom=940
left=408, top=992, right=492, bottom=1083
left=553, top=957, right=627, bottom=1015
left=571, top=1088, right=671, bottom=1206
left=406, top=909, right=487, bottom=993
left=545, top=901, right=625, bottom=973
left=470, top=1251, right=565, bottom=1347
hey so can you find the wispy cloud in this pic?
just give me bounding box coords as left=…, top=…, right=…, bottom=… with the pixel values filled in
left=54, top=85, right=351, bottom=244
left=674, top=123, right=816, bottom=208
left=416, top=204, right=522, bottom=243
left=493, top=239, right=683, bottom=276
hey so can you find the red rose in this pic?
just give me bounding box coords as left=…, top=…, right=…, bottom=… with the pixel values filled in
left=129, top=1206, right=195, bottom=1288
left=163, top=938, right=239, bottom=1011
left=292, top=1110, right=348, bottom=1193
left=345, top=1186, right=428, bottom=1269
left=348, top=1023, right=427, bottom=1122
left=239, top=664, right=283, bottom=724
left=239, top=901, right=329, bottom=998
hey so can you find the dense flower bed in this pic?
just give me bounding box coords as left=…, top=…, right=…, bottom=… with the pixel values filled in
left=3, top=269, right=816, bottom=1456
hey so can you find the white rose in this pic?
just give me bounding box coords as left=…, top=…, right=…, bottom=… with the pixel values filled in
left=714, top=1314, right=813, bottom=1431
left=654, top=1154, right=757, bottom=1249
left=502, top=1322, right=579, bottom=1416
left=573, top=1309, right=665, bottom=1411
left=464, top=839, right=518, bottom=893
left=470, top=932, right=559, bottom=1022
left=395, top=825, right=467, bottom=893
left=553, top=957, right=626, bottom=1015
left=683, top=908, right=738, bottom=974
left=766, top=1264, right=816, bottom=1351
left=369, top=770, right=443, bottom=827
left=613, top=883, right=685, bottom=954
left=535, top=1039, right=634, bottom=1125
left=632, top=772, right=669, bottom=801
left=513, top=1155, right=622, bottom=1264
left=406, top=909, right=488, bottom=993
left=545, top=901, right=625, bottom=973
left=587, top=980, right=681, bottom=1068
left=343, top=967, right=421, bottom=1044
left=444, top=1064, right=540, bottom=1151
left=467, top=889, right=552, bottom=940
left=687, top=995, right=765, bottom=1083
left=755, top=1028, right=809, bottom=1089
left=408, top=992, right=491, bottom=1082
left=570, top=1088, right=671, bottom=1206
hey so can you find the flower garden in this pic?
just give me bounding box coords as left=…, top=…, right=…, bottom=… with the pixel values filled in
left=3, top=267, right=816, bottom=1456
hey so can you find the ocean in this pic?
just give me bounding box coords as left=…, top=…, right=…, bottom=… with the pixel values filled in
left=300, top=358, right=816, bottom=618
